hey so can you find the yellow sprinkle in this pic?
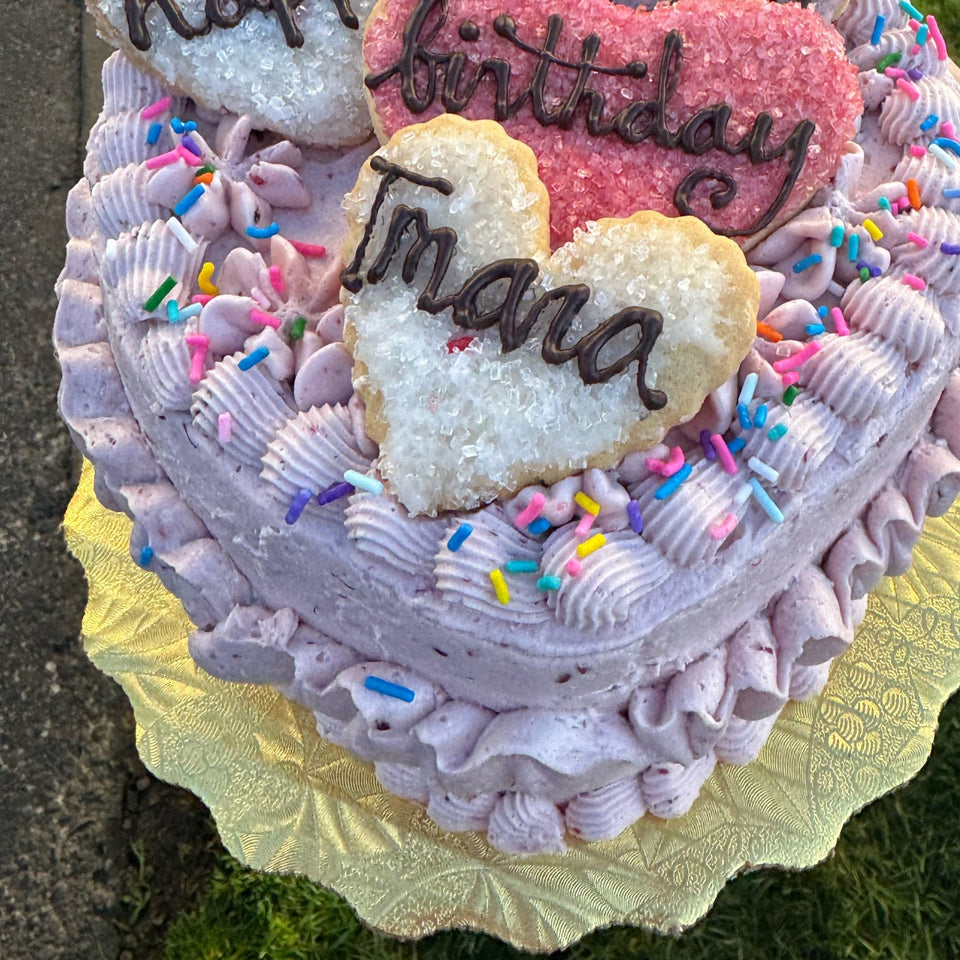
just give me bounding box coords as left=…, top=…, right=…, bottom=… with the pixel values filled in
left=576, top=533, right=606, bottom=558
left=489, top=569, right=510, bottom=605
left=574, top=491, right=601, bottom=516
left=198, top=261, right=219, bottom=296
left=862, top=218, right=883, bottom=242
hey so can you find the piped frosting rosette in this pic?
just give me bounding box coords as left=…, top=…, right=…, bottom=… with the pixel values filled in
left=57, top=0, right=960, bottom=856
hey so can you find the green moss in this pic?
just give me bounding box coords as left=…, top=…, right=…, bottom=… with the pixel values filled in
left=163, top=7, right=960, bottom=958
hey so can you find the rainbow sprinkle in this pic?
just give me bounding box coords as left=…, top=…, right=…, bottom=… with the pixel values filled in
left=364, top=675, right=415, bottom=702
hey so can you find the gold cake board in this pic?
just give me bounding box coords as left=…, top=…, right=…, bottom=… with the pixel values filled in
left=64, top=459, right=960, bottom=951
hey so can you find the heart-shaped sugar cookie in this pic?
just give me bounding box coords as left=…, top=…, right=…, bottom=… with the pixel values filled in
left=342, top=115, right=758, bottom=515
left=363, top=0, right=862, bottom=246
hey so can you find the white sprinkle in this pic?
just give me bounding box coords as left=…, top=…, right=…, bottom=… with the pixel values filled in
left=105, top=238, right=118, bottom=261
left=737, top=372, right=758, bottom=407
left=734, top=483, right=753, bottom=505
left=748, top=456, right=780, bottom=484
left=826, top=281, right=846, bottom=298
left=929, top=143, right=958, bottom=170
left=218, top=412, right=232, bottom=443
left=166, top=216, right=198, bottom=253
left=344, top=469, right=384, bottom=495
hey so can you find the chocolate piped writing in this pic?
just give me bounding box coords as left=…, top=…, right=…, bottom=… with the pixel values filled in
left=342, top=158, right=667, bottom=409
left=123, top=0, right=358, bottom=51
left=365, top=0, right=815, bottom=235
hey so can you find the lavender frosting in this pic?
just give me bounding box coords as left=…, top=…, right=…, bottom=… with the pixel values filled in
left=56, top=5, right=960, bottom=853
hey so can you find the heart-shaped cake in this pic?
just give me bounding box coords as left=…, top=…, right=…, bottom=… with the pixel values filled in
left=363, top=0, right=863, bottom=245
left=56, top=0, right=960, bottom=858
left=342, top=114, right=758, bottom=514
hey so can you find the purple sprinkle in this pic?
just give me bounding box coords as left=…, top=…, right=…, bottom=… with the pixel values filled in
left=942, top=243, right=960, bottom=255
left=627, top=500, right=644, bottom=535
left=700, top=429, right=717, bottom=461
left=181, top=133, right=202, bottom=157
left=316, top=481, right=354, bottom=506
left=285, top=488, right=313, bottom=525
left=907, top=67, right=923, bottom=81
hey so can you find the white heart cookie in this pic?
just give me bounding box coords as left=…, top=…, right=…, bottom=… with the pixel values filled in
left=342, top=115, right=759, bottom=515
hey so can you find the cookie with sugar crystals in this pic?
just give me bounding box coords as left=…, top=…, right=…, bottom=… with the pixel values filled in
left=363, top=0, right=863, bottom=248
left=88, top=0, right=378, bottom=146
left=341, top=114, right=759, bottom=515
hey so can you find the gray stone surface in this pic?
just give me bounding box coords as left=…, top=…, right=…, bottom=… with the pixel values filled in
left=0, top=4, right=215, bottom=957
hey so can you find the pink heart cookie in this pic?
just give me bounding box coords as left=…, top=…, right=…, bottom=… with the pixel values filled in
left=363, top=0, right=862, bottom=246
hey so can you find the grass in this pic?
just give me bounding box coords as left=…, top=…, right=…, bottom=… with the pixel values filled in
left=161, top=6, right=960, bottom=958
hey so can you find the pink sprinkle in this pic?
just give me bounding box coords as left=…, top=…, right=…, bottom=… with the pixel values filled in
left=250, top=308, right=281, bottom=329
left=191, top=294, right=215, bottom=305
left=645, top=445, right=685, bottom=477
left=897, top=78, right=921, bottom=102
left=188, top=352, right=205, bottom=384
left=515, top=492, right=546, bottom=528
left=140, top=95, right=172, bottom=120
left=709, top=513, right=738, bottom=540
left=781, top=371, right=800, bottom=387
left=218, top=412, right=232, bottom=443
left=710, top=434, right=738, bottom=475
left=830, top=307, right=850, bottom=337
left=565, top=557, right=582, bottom=577
left=928, top=16, right=948, bottom=61
left=898, top=196, right=913, bottom=213
left=575, top=513, right=596, bottom=538
left=145, top=149, right=180, bottom=170
left=885, top=67, right=907, bottom=79
left=249, top=286, right=271, bottom=309
left=289, top=240, right=327, bottom=258
left=268, top=265, right=285, bottom=296
left=772, top=340, right=821, bottom=373
left=942, top=120, right=956, bottom=139
left=907, top=231, right=930, bottom=249
left=908, top=17, right=920, bottom=31
left=177, top=144, right=204, bottom=166
left=910, top=145, right=927, bottom=158
left=903, top=273, right=927, bottom=291
left=184, top=333, right=210, bottom=349
left=911, top=44, right=921, bottom=57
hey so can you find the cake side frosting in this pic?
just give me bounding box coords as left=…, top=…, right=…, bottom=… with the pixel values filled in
left=56, top=0, right=960, bottom=853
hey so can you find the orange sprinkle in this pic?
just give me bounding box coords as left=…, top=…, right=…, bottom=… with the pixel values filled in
left=907, top=178, right=922, bottom=211
left=756, top=321, right=783, bottom=343
left=194, top=172, right=214, bottom=185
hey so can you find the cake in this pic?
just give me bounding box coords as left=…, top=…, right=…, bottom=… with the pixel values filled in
left=56, top=0, right=960, bottom=855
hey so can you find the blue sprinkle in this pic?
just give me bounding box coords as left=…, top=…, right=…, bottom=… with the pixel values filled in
left=933, top=137, right=960, bottom=157
left=316, top=481, right=354, bottom=506
left=181, top=133, right=203, bottom=157
left=817, top=305, right=829, bottom=319
left=848, top=233, right=860, bottom=262
left=170, top=116, right=197, bottom=134
left=878, top=196, right=892, bottom=212
left=146, top=122, right=162, bottom=145
left=138, top=545, right=154, bottom=567
left=829, top=224, right=845, bottom=247
left=627, top=499, right=644, bottom=534
left=246, top=222, right=280, bottom=239
left=537, top=576, right=561, bottom=591
left=527, top=516, right=551, bottom=535
left=285, top=488, right=313, bottom=525
left=505, top=560, right=539, bottom=573
left=447, top=523, right=473, bottom=551
left=737, top=403, right=752, bottom=430
left=364, top=675, right=415, bottom=702
left=871, top=14, right=885, bottom=45
left=753, top=404, right=768, bottom=429
left=343, top=469, right=383, bottom=495
left=748, top=477, right=784, bottom=524
left=238, top=346, right=270, bottom=370
left=945, top=188, right=960, bottom=199
left=727, top=437, right=746, bottom=454
left=806, top=322, right=826, bottom=336
left=899, top=1, right=923, bottom=21
left=768, top=423, right=788, bottom=442
left=942, top=243, right=960, bottom=255
left=792, top=253, right=823, bottom=274
left=654, top=462, right=692, bottom=501
left=173, top=183, right=204, bottom=216
left=917, top=23, right=929, bottom=46
left=700, top=429, right=716, bottom=462
left=920, top=114, right=939, bottom=131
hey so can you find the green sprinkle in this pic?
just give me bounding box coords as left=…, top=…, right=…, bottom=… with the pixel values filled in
left=783, top=385, right=800, bottom=406
left=144, top=276, right=177, bottom=312
left=537, top=576, right=562, bottom=591
left=860, top=266, right=872, bottom=282
left=290, top=316, right=307, bottom=341
left=505, top=560, right=539, bottom=574
left=876, top=52, right=902, bottom=74
left=197, top=163, right=217, bottom=176
left=768, top=423, right=788, bottom=441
